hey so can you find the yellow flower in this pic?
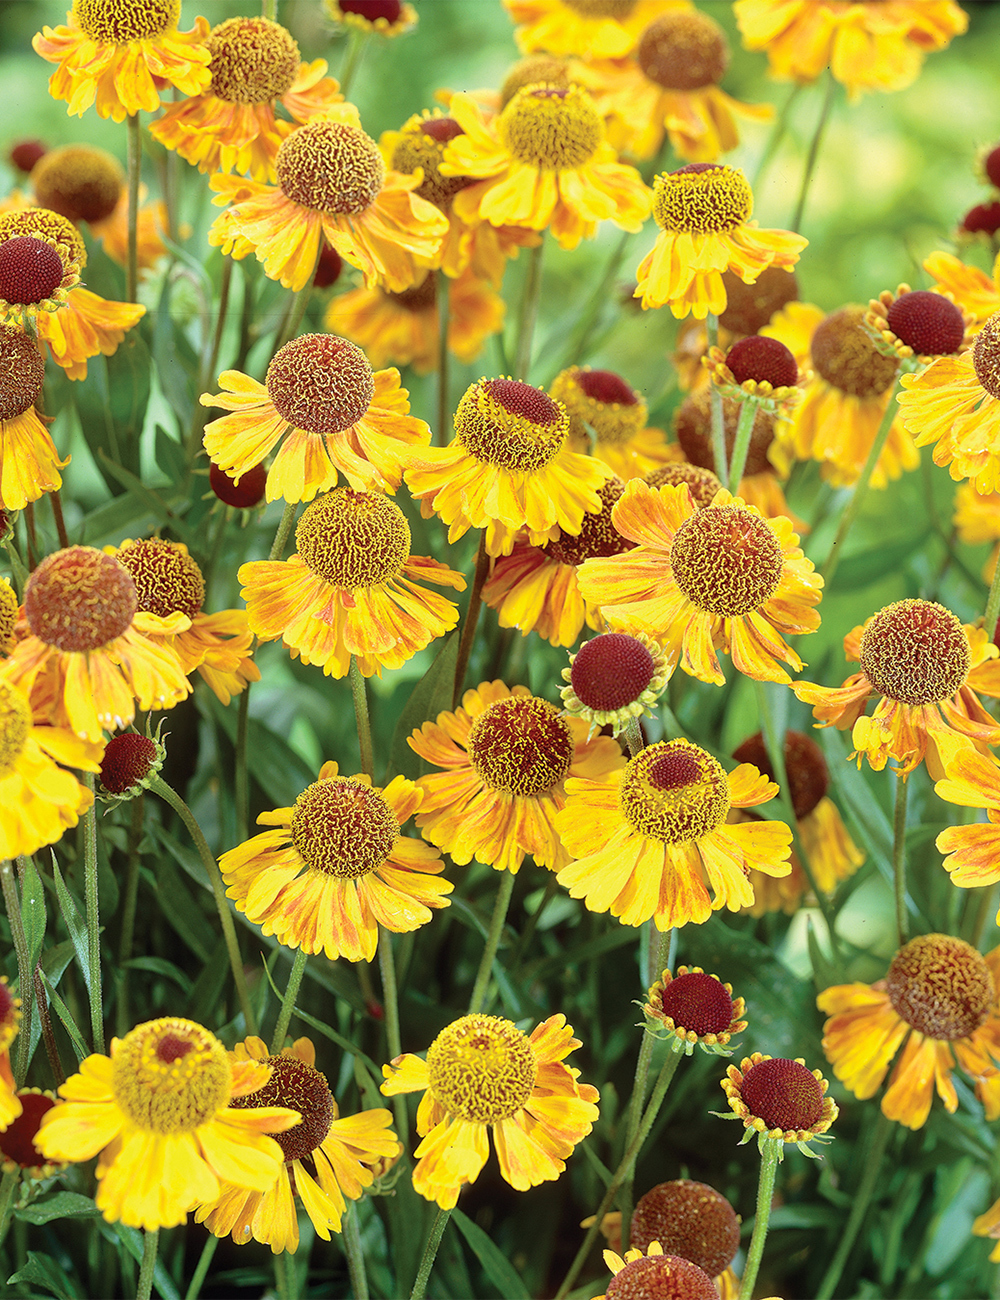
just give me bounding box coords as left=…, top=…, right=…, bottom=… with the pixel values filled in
left=720, top=1053, right=837, bottom=1154
left=554, top=738, right=792, bottom=930
left=404, top=376, right=612, bottom=558
left=441, top=87, right=652, bottom=251
left=220, top=761, right=452, bottom=963
left=150, top=17, right=343, bottom=183
left=324, top=268, right=504, bottom=374
left=934, top=749, right=1000, bottom=917
left=642, top=966, right=747, bottom=1054
left=239, top=489, right=465, bottom=680
left=954, top=479, right=1000, bottom=584
left=36, top=1017, right=301, bottom=1230
left=818, top=935, right=1000, bottom=1129
left=577, top=481, right=822, bottom=686
left=408, top=680, right=625, bottom=874
left=0, top=325, right=69, bottom=511
left=924, top=249, right=1000, bottom=328
left=0, top=980, right=23, bottom=1131
left=635, top=164, right=806, bottom=318
left=381, top=1012, right=598, bottom=1209
left=209, top=104, right=448, bottom=293
left=202, top=333, right=430, bottom=506
left=551, top=366, right=672, bottom=478
left=195, top=1036, right=399, bottom=1254
left=5, top=546, right=191, bottom=742
left=325, top=0, right=417, bottom=38
left=792, top=600, right=1000, bottom=779
left=505, top=0, right=686, bottom=58
left=594, top=1242, right=722, bottom=1300
left=734, top=0, right=967, bottom=99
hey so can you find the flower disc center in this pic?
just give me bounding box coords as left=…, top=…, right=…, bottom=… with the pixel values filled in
left=266, top=333, right=375, bottom=435
left=551, top=367, right=647, bottom=447
left=886, top=934, right=995, bottom=1040
left=112, top=1018, right=231, bottom=1134
left=32, top=145, right=124, bottom=224
left=739, top=1057, right=823, bottom=1132
left=427, top=1014, right=537, bottom=1124
left=276, top=119, right=385, bottom=216
left=230, top=1054, right=334, bottom=1163
left=973, top=311, right=1000, bottom=400
left=544, top=479, right=633, bottom=565
left=858, top=598, right=970, bottom=705
left=498, top=85, right=603, bottom=171
left=886, top=291, right=965, bottom=356
left=467, top=696, right=573, bottom=797
left=390, top=114, right=472, bottom=208
left=115, top=538, right=206, bottom=619
left=606, top=1255, right=719, bottom=1300
left=811, top=305, right=898, bottom=398
left=207, top=18, right=300, bottom=104
left=0, top=325, right=46, bottom=420
left=733, top=730, right=828, bottom=819
left=0, top=208, right=86, bottom=272
left=653, top=164, right=752, bottom=235
left=0, top=681, right=32, bottom=780
left=630, top=1180, right=740, bottom=1275
left=295, top=489, right=411, bottom=588
left=618, top=740, right=730, bottom=843
left=563, top=0, right=636, bottom=15
left=637, top=11, right=729, bottom=91
left=726, top=336, right=798, bottom=388
left=25, top=547, right=138, bottom=653
left=646, top=463, right=722, bottom=509
left=661, top=971, right=734, bottom=1037
left=290, top=777, right=397, bottom=878
left=73, top=0, right=179, bottom=42
left=670, top=505, right=783, bottom=617
left=570, top=632, right=655, bottom=712
left=100, top=734, right=158, bottom=795
left=0, top=237, right=63, bottom=307
left=456, top=378, right=569, bottom=472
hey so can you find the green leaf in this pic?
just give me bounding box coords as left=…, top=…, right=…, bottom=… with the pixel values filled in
left=205, top=693, right=315, bottom=811
left=96, top=449, right=191, bottom=542
left=154, top=424, right=191, bottom=487
left=14, top=1192, right=101, bottom=1225
left=8, top=1251, right=85, bottom=1299
left=452, top=1208, right=531, bottom=1300
left=20, top=857, right=47, bottom=975
left=831, top=532, right=931, bottom=591
left=50, top=862, right=92, bottom=1003
left=387, top=631, right=459, bottom=780
left=122, top=956, right=194, bottom=995
left=38, top=969, right=89, bottom=1063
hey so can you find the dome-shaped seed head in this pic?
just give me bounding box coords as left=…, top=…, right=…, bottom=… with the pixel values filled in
left=0, top=325, right=46, bottom=421
left=229, top=1054, right=334, bottom=1162
left=210, top=460, right=267, bottom=508
left=25, top=547, right=137, bottom=653
left=606, top=1254, right=720, bottom=1300
left=732, top=729, right=828, bottom=818
left=313, top=243, right=343, bottom=289
left=499, top=54, right=570, bottom=108
left=858, top=598, right=970, bottom=705
left=630, top=1180, right=741, bottom=1275
left=570, top=633, right=655, bottom=712
left=885, top=933, right=995, bottom=1041
left=100, top=733, right=158, bottom=794
left=637, top=10, right=729, bottom=92
left=9, top=140, right=46, bottom=175
left=661, top=971, right=733, bottom=1037
left=0, top=237, right=63, bottom=306
left=265, top=333, right=375, bottom=435
left=338, top=0, right=403, bottom=20
left=739, top=1057, right=823, bottom=1131
left=985, top=144, right=1000, bottom=189
left=31, top=145, right=124, bottom=224
left=718, top=266, right=798, bottom=335
left=673, top=386, right=774, bottom=478
left=811, top=306, right=897, bottom=399
left=886, top=291, right=964, bottom=356
left=645, top=463, right=722, bottom=510
left=725, top=335, right=797, bottom=388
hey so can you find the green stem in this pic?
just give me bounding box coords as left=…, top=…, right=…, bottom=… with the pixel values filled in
left=411, top=1207, right=452, bottom=1300
left=187, top=257, right=235, bottom=464
left=513, top=875, right=558, bottom=967
left=985, top=541, right=1000, bottom=641
left=815, top=1111, right=891, bottom=1300
left=468, top=870, right=516, bottom=1015
left=970, top=885, right=997, bottom=950
left=821, top=378, right=901, bottom=586
left=546, top=227, right=633, bottom=380
left=893, top=773, right=909, bottom=947
left=621, top=716, right=644, bottom=758
left=727, top=395, right=761, bottom=495
left=349, top=656, right=375, bottom=780
left=453, top=533, right=490, bottom=709
left=262, top=0, right=277, bottom=20
left=117, top=794, right=144, bottom=1037
left=342, top=1200, right=370, bottom=1300
left=706, top=314, right=727, bottom=481
left=276, top=1250, right=298, bottom=1300
left=269, top=501, right=297, bottom=562
left=136, top=1229, right=158, bottom=1300
left=184, top=1234, right=218, bottom=1300
left=436, top=270, right=450, bottom=446
left=0, top=1171, right=20, bottom=1253
left=752, top=82, right=803, bottom=190
left=126, top=114, right=141, bottom=304
left=378, top=927, right=407, bottom=1136
left=513, top=238, right=545, bottom=380
left=1, top=861, right=33, bottom=1085
left=49, top=489, right=69, bottom=549
left=82, top=785, right=105, bottom=1055
left=273, top=278, right=315, bottom=353
left=34, top=965, right=63, bottom=1086
left=738, top=1138, right=781, bottom=1300
left=338, top=27, right=371, bottom=99
left=791, top=71, right=837, bottom=234
left=235, top=683, right=250, bottom=847
left=148, top=774, right=256, bottom=1035
left=271, top=947, right=308, bottom=1053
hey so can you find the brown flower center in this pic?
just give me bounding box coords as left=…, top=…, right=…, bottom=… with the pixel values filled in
left=390, top=113, right=472, bottom=208
left=73, top=0, right=178, bottom=42
left=886, top=934, right=995, bottom=1040
left=100, top=734, right=158, bottom=795
left=427, top=1015, right=537, bottom=1124
left=0, top=238, right=63, bottom=306
left=0, top=682, right=32, bottom=780
left=619, top=740, right=730, bottom=843
left=811, top=305, right=898, bottom=399
left=562, top=0, right=636, bottom=15
left=0, top=208, right=86, bottom=272
left=115, top=537, right=205, bottom=619
left=338, top=0, right=403, bottom=21
left=674, top=386, right=775, bottom=477
left=670, top=505, right=783, bottom=617
left=389, top=273, right=437, bottom=312
left=653, top=164, right=752, bottom=235
left=550, top=366, right=647, bottom=447
left=961, top=201, right=1000, bottom=236
left=570, top=632, right=655, bottom=712
left=290, top=777, right=398, bottom=878
left=661, top=971, right=734, bottom=1037
left=295, top=489, right=410, bottom=589
left=0, top=325, right=45, bottom=420
left=455, top=377, right=569, bottom=472
left=719, top=266, right=798, bottom=335
left=467, top=696, right=573, bottom=797
left=230, top=1054, right=334, bottom=1164
left=606, top=1255, right=719, bottom=1300
left=739, top=1057, right=822, bottom=1131
left=544, top=478, right=633, bottom=565
left=726, top=335, right=797, bottom=388
left=732, top=730, right=828, bottom=819
left=276, top=119, right=385, bottom=216
left=498, top=85, right=603, bottom=171
left=207, top=17, right=300, bottom=104
left=32, top=145, right=124, bottom=224
left=266, top=333, right=375, bottom=435
left=858, top=598, right=970, bottom=705
left=645, top=463, right=722, bottom=510
left=886, top=291, right=965, bottom=356
left=631, top=1180, right=740, bottom=1276
left=637, top=11, right=729, bottom=91
left=973, top=311, right=1000, bottom=400
left=210, top=460, right=267, bottom=509
left=25, top=547, right=137, bottom=653
left=0, top=1093, right=56, bottom=1171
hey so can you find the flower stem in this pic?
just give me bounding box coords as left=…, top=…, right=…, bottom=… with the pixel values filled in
left=349, top=655, right=375, bottom=780
left=0, top=1171, right=20, bottom=1253
left=622, top=716, right=644, bottom=758
left=271, top=946, right=308, bottom=1053
left=727, top=395, right=761, bottom=495
left=117, top=794, right=144, bottom=1036
left=706, top=314, right=728, bottom=481
left=137, top=1229, right=158, bottom=1300
left=548, top=227, right=633, bottom=379
left=815, top=1111, right=891, bottom=1300
left=274, top=278, right=315, bottom=353
left=436, top=270, right=451, bottom=445
left=752, top=82, right=803, bottom=190
left=453, top=532, right=490, bottom=709
left=738, top=1138, right=781, bottom=1300
left=82, top=783, right=105, bottom=1055
left=126, top=114, right=141, bottom=304
left=35, top=965, right=63, bottom=1086
left=985, top=542, right=1000, bottom=641
left=821, top=378, right=901, bottom=586
left=147, top=773, right=256, bottom=1035
left=235, top=683, right=250, bottom=847
left=184, top=1234, right=218, bottom=1300
left=269, top=500, right=297, bottom=561
left=411, top=1207, right=452, bottom=1300
left=339, top=27, right=371, bottom=99
left=378, top=927, right=408, bottom=1136
left=513, top=238, right=545, bottom=380
left=468, top=869, right=516, bottom=1014
left=342, top=1201, right=370, bottom=1300
left=893, top=772, right=909, bottom=946
left=791, top=70, right=837, bottom=234
left=1, top=860, right=33, bottom=1085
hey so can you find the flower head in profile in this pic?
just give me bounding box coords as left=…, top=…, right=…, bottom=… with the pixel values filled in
left=719, top=1054, right=837, bottom=1156
left=35, top=1017, right=301, bottom=1229
left=629, top=1180, right=741, bottom=1280
left=0, top=980, right=23, bottom=1131
left=504, top=0, right=682, bottom=59
left=220, top=760, right=452, bottom=963
left=5, top=546, right=191, bottom=741
left=642, top=966, right=747, bottom=1055
left=150, top=17, right=342, bottom=182
left=440, top=86, right=651, bottom=251
left=705, top=335, right=802, bottom=412
left=578, top=481, right=822, bottom=686
left=98, top=728, right=165, bottom=806
left=381, top=1013, right=598, bottom=1209
left=792, top=599, right=1000, bottom=779
left=202, top=333, right=430, bottom=505
left=32, top=0, right=211, bottom=123
left=934, top=749, right=1000, bottom=920
left=0, top=325, right=69, bottom=511
left=325, top=0, right=417, bottom=37
left=209, top=104, right=448, bottom=292
left=818, top=934, right=1000, bottom=1129
left=195, top=1036, right=399, bottom=1253
left=404, top=376, right=612, bottom=557
left=864, top=286, right=970, bottom=366
left=239, top=489, right=465, bottom=680
left=595, top=1243, right=722, bottom=1300
left=0, top=1089, right=63, bottom=1180
left=551, top=366, right=671, bottom=479
left=555, top=739, right=791, bottom=930
left=635, top=164, right=806, bottom=318
left=734, top=0, right=968, bottom=100
left=409, top=680, right=625, bottom=874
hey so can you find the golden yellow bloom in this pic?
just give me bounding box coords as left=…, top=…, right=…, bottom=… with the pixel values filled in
left=325, top=0, right=417, bottom=37
left=151, top=17, right=343, bottom=182
left=0, top=980, right=23, bottom=1133
left=239, top=489, right=465, bottom=680
left=409, top=680, right=624, bottom=874
left=32, top=0, right=211, bottom=123
left=720, top=1053, right=837, bottom=1154
left=552, top=366, right=671, bottom=478
left=36, top=1017, right=300, bottom=1229
left=635, top=164, right=806, bottom=318
left=195, top=1036, right=399, bottom=1253
left=555, top=739, right=792, bottom=930
left=793, top=600, right=1000, bottom=779
left=441, top=87, right=651, bottom=251
left=819, top=935, right=1000, bottom=1129
left=594, top=1242, right=722, bottom=1300
left=954, top=480, right=1000, bottom=583
left=935, top=749, right=1000, bottom=918
left=221, top=762, right=451, bottom=963
left=577, top=481, right=822, bottom=686
left=924, top=249, right=1000, bottom=328
left=504, top=0, right=686, bottom=59
left=202, top=332, right=430, bottom=505
left=210, top=104, right=448, bottom=293
left=381, top=1013, right=598, bottom=1209
left=0, top=325, right=68, bottom=511
left=734, top=1, right=967, bottom=99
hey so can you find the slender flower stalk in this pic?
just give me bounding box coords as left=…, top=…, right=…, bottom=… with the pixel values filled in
left=706, top=314, right=727, bottom=480
left=184, top=1236, right=218, bottom=1300
left=126, top=114, right=141, bottom=304
left=379, top=928, right=406, bottom=1136
left=436, top=269, right=450, bottom=445
left=738, top=1138, right=781, bottom=1300
left=270, top=946, right=308, bottom=1053
left=269, top=501, right=297, bottom=561
left=137, top=1229, right=159, bottom=1300
left=1, top=860, right=32, bottom=1084
left=452, top=534, right=489, bottom=708
left=339, top=27, right=371, bottom=98
left=985, top=547, right=1000, bottom=641
left=893, top=774, right=909, bottom=946
left=411, top=1207, right=452, bottom=1300
left=83, top=780, right=104, bottom=1055
left=727, top=396, right=760, bottom=494
left=235, top=685, right=250, bottom=847
left=468, top=870, right=516, bottom=1014
left=791, top=71, right=837, bottom=234
left=342, top=1203, right=370, bottom=1300
left=815, top=1112, right=892, bottom=1300
left=514, top=238, right=545, bottom=380
left=350, top=655, right=375, bottom=779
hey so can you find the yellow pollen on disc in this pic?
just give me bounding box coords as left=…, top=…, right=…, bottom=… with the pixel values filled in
left=886, top=934, right=995, bottom=1041
left=0, top=579, right=18, bottom=653
left=618, top=739, right=730, bottom=843
left=266, top=333, right=375, bottom=436
left=811, top=305, right=898, bottom=399
left=467, top=696, right=574, bottom=797
left=498, top=84, right=603, bottom=171
left=0, top=325, right=46, bottom=420
left=24, top=547, right=138, bottom=654
left=973, top=311, right=1000, bottom=400
left=455, top=377, right=569, bottom=472
left=426, top=1014, right=537, bottom=1124
left=32, top=145, right=124, bottom=225
left=389, top=273, right=437, bottom=312
left=290, top=777, right=398, bottom=878
left=206, top=17, right=300, bottom=103
left=72, top=0, right=179, bottom=43
left=230, top=1054, right=334, bottom=1163
left=858, top=599, right=970, bottom=705
left=116, top=538, right=206, bottom=620
left=653, top=165, right=752, bottom=235
left=111, top=1018, right=231, bottom=1134
left=390, top=112, right=472, bottom=208
left=0, top=681, right=32, bottom=780
left=670, top=505, right=783, bottom=617
left=499, top=55, right=570, bottom=109
left=276, top=119, right=385, bottom=216
left=550, top=366, right=647, bottom=447
left=0, top=208, right=87, bottom=273
left=295, top=489, right=411, bottom=588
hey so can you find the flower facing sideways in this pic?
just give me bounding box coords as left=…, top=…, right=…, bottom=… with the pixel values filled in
left=0, top=325, right=68, bottom=511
